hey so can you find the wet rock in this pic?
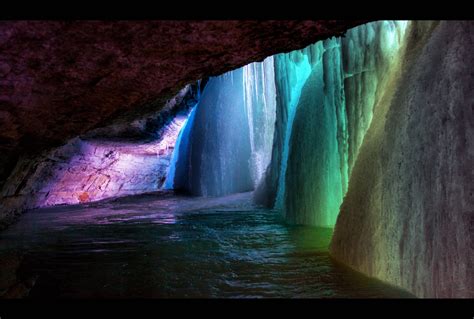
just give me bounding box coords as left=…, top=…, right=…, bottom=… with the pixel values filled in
left=0, top=61, right=11, bottom=77
left=0, top=252, right=37, bottom=298
left=0, top=252, right=22, bottom=293
left=0, top=84, right=199, bottom=226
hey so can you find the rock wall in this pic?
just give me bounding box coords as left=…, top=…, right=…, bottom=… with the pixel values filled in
left=0, top=252, right=37, bottom=298
left=330, top=21, right=474, bottom=298
left=0, top=85, right=198, bottom=229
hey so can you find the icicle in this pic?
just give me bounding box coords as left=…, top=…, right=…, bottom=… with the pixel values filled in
left=163, top=106, right=197, bottom=190
left=173, top=59, right=276, bottom=196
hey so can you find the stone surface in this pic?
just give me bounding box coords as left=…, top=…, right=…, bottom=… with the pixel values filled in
left=0, top=20, right=367, bottom=189
left=0, top=84, right=198, bottom=229
left=330, top=21, right=474, bottom=298
left=0, top=252, right=22, bottom=293
left=0, top=251, right=37, bottom=298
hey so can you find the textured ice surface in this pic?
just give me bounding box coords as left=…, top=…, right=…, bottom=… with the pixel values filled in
left=174, top=58, right=276, bottom=196
left=259, top=21, right=409, bottom=226
left=331, top=21, right=474, bottom=297
left=163, top=106, right=197, bottom=190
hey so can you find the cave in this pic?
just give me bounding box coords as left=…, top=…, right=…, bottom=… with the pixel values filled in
left=0, top=20, right=473, bottom=301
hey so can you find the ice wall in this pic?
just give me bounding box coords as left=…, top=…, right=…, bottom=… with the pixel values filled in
left=165, top=106, right=197, bottom=191
left=331, top=21, right=474, bottom=298
left=163, top=81, right=200, bottom=190
left=273, top=52, right=313, bottom=210
left=254, top=50, right=312, bottom=207
left=244, top=59, right=277, bottom=188
left=258, top=21, right=409, bottom=226
left=173, top=58, right=276, bottom=196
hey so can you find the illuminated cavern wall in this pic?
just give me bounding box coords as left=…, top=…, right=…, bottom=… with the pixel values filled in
left=0, top=85, right=198, bottom=227
left=330, top=21, right=474, bottom=298
left=169, top=57, right=276, bottom=196
left=252, top=21, right=473, bottom=297
left=0, top=20, right=471, bottom=298
left=256, top=21, right=409, bottom=227
left=167, top=20, right=408, bottom=206
left=0, top=117, right=188, bottom=206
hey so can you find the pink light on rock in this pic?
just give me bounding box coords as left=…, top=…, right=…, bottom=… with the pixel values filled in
left=4, top=113, right=192, bottom=210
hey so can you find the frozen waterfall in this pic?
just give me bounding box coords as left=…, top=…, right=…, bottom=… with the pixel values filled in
left=165, top=21, right=409, bottom=227
left=258, top=21, right=410, bottom=226
left=168, top=57, right=277, bottom=197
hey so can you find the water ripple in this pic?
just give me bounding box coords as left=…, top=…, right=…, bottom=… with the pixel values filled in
left=0, top=191, right=414, bottom=298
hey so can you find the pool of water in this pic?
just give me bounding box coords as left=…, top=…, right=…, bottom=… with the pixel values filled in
left=0, top=191, right=414, bottom=298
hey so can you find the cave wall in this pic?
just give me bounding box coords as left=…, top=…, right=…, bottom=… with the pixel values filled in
left=0, top=85, right=198, bottom=229
left=1, top=20, right=472, bottom=298
left=330, top=21, right=474, bottom=298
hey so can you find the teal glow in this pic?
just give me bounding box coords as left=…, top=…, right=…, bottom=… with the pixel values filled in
left=274, top=51, right=312, bottom=210
left=278, top=21, right=410, bottom=226
left=167, top=21, right=410, bottom=227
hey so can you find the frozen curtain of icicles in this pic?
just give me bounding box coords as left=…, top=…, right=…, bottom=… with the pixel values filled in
left=164, top=21, right=409, bottom=227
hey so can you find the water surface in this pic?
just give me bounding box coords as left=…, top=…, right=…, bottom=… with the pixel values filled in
left=0, top=192, right=413, bottom=298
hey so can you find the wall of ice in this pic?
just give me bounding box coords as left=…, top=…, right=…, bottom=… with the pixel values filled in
left=170, top=57, right=276, bottom=196
left=251, top=20, right=474, bottom=297
left=163, top=106, right=197, bottom=190
left=168, top=21, right=409, bottom=226
left=257, top=21, right=409, bottom=227
left=331, top=21, right=474, bottom=298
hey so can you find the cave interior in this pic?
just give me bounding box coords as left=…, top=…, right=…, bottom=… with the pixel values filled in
left=0, top=20, right=472, bottom=299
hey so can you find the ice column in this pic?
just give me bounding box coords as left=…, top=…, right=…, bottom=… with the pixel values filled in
left=282, top=21, right=409, bottom=226
left=173, top=57, right=277, bottom=196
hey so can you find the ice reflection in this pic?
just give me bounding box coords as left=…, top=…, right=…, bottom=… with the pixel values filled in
left=0, top=191, right=414, bottom=298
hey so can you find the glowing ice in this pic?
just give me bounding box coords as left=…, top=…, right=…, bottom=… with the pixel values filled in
left=163, top=106, right=197, bottom=190
left=172, top=57, right=277, bottom=196
left=281, top=21, right=409, bottom=226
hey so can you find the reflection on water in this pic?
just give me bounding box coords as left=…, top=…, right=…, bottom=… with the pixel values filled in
left=0, top=191, right=413, bottom=298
